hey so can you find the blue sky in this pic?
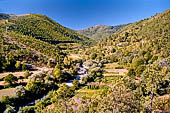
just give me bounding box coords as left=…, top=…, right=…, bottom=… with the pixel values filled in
left=0, top=0, right=170, bottom=30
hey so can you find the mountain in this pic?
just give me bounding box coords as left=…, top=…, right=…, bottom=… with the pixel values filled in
left=0, top=13, right=93, bottom=71
left=8, top=14, right=90, bottom=44
left=86, top=9, right=170, bottom=72
left=77, top=24, right=126, bottom=41
left=0, top=14, right=92, bottom=57
left=0, top=13, right=10, bottom=20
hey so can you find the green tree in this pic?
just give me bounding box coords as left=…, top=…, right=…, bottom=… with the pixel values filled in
left=141, top=64, right=165, bottom=112
left=127, top=68, right=136, bottom=78
left=63, top=57, right=71, bottom=68
left=26, top=81, right=43, bottom=94
left=132, top=57, right=145, bottom=69
left=53, top=65, right=62, bottom=82
left=15, top=61, right=21, bottom=70
left=24, top=71, right=32, bottom=79
left=47, top=60, right=52, bottom=68
left=4, top=74, right=17, bottom=86
left=51, top=84, right=74, bottom=113
left=22, top=63, right=28, bottom=70
left=72, top=79, right=80, bottom=89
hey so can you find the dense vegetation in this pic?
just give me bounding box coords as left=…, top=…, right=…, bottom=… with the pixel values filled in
left=8, top=14, right=90, bottom=45
left=0, top=32, right=53, bottom=72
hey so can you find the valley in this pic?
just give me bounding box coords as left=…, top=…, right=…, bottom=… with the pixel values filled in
left=0, top=8, right=170, bottom=113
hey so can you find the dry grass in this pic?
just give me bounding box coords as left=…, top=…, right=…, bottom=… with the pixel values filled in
left=103, top=73, right=120, bottom=77
left=0, top=88, right=16, bottom=100
left=77, top=88, right=102, bottom=98
left=68, top=54, right=81, bottom=60
left=104, top=63, right=119, bottom=69
left=104, top=69, right=128, bottom=75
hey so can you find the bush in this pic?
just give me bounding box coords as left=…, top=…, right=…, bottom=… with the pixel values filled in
left=72, top=79, right=80, bottom=89
left=15, top=61, right=21, bottom=70
left=3, top=74, right=17, bottom=87
left=91, top=53, right=97, bottom=60
left=15, top=85, right=27, bottom=97
left=136, top=65, right=145, bottom=77
left=24, top=71, right=33, bottom=79
left=87, top=85, right=99, bottom=90
left=127, top=68, right=136, bottom=78
left=81, top=76, right=89, bottom=85
left=108, top=56, right=118, bottom=62
left=22, top=64, right=28, bottom=71
left=111, top=48, right=116, bottom=53
left=18, top=106, right=35, bottom=113
left=4, top=105, right=16, bottom=113
left=115, top=66, right=124, bottom=69
left=132, top=57, right=145, bottom=69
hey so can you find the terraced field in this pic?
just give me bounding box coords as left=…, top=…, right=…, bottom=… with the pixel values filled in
left=0, top=88, right=16, bottom=100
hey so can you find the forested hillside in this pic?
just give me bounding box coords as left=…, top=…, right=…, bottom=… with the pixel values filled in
left=95, top=9, right=170, bottom=62
left=0, top=13, right=91, bottom=72
left=8, top=14, right=90, bottom=43
left=0, top=13, right=92, bottom=62
left=0, top=14, right=91, bottom=55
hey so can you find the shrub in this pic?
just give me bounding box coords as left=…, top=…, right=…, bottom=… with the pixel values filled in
left=3, top=74, right=17, bottom=87
left=15, top=85, right=27, bottom=97
left=4, top=105, right=16, bottom=113
left=127, top=68, right=136, bottom=78
left=18, top=106, right=35, bottom=113
left=22, top=64, right=28, bottom=71
left=72, top=80, right=80, bottom=89
left=24, top=71, right=33, bottom=79
left=115, top=66, right=124, bottom=69
left=132, top=57, right=145, bottom=69
left=15, top=61, right=21, bottom=70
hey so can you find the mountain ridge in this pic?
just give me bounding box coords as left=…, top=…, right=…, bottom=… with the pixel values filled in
left=76, top=24, right=126, bottom=41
